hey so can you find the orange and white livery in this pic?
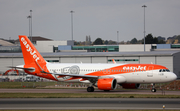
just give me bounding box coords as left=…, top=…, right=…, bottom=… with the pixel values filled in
left=14, top=35, right=177, bottom=92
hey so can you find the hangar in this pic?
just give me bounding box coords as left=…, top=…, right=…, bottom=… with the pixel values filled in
left=0, top=50, right=180, bottom=78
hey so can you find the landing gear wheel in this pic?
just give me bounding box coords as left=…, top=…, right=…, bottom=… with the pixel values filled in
left=87, top=87, right=94, bottom=92
left=151, top=83, right=156, bottom=93
left=151, top=88, right=156, bottom=92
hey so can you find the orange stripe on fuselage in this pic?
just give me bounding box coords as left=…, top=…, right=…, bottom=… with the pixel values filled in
left=85, top=64, right=167, bottom=76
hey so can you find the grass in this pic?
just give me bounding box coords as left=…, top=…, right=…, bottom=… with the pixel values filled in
left=0, top=82, right=57, bottom=88
left=0, top=93, right=180, bottom=98
left=0, top=81, right=175, bottom=89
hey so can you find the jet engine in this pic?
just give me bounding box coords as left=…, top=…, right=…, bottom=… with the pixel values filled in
left=97, top=78, right=117, bottom=90
left=120, top=83, right=140, bottom=89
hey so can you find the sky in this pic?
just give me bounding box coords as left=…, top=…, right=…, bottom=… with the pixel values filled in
left=0, top=0, right=180, bottom=42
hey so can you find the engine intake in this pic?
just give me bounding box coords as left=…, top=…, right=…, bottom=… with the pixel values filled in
left=97, top=78, right=117, bottom=90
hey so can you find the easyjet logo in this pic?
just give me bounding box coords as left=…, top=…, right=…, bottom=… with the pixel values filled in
left=21, top=37, right=40, bottom=62
left=123, top=66, right=146, bottom=70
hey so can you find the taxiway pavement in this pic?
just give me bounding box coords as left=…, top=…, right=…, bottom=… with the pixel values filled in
left=0, top=88, right=180, bottom=95
left=0, top=98, right=180, bottom=110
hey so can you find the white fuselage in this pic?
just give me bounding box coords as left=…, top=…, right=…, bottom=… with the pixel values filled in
left=45, top=63, right=177, bottom=84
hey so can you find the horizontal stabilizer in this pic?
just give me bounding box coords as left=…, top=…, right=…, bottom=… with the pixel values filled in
left=8, top=66, right=35, bottom=71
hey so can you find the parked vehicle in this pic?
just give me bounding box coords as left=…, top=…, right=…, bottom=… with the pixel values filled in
left=0, top=77, right=10, bottom=82
left=25, top=75, right=40, bottom=82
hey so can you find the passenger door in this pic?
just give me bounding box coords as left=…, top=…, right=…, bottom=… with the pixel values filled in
left=147, top=66, right=154, bottom=77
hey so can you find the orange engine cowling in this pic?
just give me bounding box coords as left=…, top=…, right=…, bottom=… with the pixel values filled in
left=120, top=83, right=140, bottom=89
left=97, top=78, right=117, bottom=90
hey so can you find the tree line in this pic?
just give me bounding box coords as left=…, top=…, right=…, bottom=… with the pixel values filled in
left=75, top=33, right=168, bottom=45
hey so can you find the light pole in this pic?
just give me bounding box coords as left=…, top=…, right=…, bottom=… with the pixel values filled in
left=27, top=15, right=31, bottom=41
left=117, top=31, right=119, bottom=45
left=70, top=10, right=74, bottom=41
left=142, top=5, right=147, bottom=52
left=27, top=10, right=32, bottom=42
left=30, top=10, right=32, bottom=42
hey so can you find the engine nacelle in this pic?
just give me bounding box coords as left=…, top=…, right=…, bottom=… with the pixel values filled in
left=97, top=78, right=117, bottom=90
left=120, top=83, right=140, bottom=89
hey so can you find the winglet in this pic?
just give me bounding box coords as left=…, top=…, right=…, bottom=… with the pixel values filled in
left=112, top=59, right=116, bottom=64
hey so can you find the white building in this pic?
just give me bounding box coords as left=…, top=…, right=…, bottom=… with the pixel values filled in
left=119, top=44, right=155, bottom=52
left=35, top=40, right=74, bottom=52
left=14, top=36, right=74, bottom=53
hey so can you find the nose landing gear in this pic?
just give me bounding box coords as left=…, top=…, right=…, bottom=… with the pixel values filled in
left=151, top=83, right=156, bottom=92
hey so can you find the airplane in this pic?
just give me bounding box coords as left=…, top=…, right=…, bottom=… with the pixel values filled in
left=12, top=35, right=177, bottom=92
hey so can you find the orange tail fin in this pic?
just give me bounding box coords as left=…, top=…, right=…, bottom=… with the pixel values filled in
left=19, top=35, right=57, bottom=81
left=19, top=35, right=46, bottom=65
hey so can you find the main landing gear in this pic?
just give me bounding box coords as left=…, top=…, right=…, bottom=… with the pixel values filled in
left=151, top=83, right=156, bottom=92
left=87, top=86, right=94, bottom=92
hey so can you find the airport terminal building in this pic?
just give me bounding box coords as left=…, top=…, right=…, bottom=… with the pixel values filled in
left=0, top=50, right=180, bottom=78
left=0, top=37, right=180, bottom=79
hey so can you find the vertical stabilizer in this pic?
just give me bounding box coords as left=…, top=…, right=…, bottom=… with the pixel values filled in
left=19, top=35, right=46, bottom=65
left=18, top=35, right=57, bottom=81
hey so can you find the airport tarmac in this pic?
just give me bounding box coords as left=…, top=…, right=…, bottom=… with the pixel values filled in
left=0, top=98, right=180, bottom=110
left=0, top=88, right=180, bottom=95
left=0, top=89, right=180, bottom=109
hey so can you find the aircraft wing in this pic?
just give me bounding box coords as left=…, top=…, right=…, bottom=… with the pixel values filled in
left=9, top=65, right=98, bottom=79
left=45, top=72, right=98, bottom=78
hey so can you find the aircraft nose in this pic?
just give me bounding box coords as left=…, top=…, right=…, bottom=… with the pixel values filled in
left=170, top=73, right=177, bottom=81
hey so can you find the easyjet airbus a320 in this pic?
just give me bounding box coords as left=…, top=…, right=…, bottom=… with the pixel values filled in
left=13, top=35, right=177, bottom=92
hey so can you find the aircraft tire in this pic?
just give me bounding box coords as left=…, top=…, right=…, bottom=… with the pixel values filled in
left=87, top=87, right=94, bottom=92
left=151, top=88, right=156, bottom=92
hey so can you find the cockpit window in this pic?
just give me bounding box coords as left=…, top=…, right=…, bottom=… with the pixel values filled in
left=166, top=69, right=170, bottom=72
left=159, top=69, right=170, bottom=72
